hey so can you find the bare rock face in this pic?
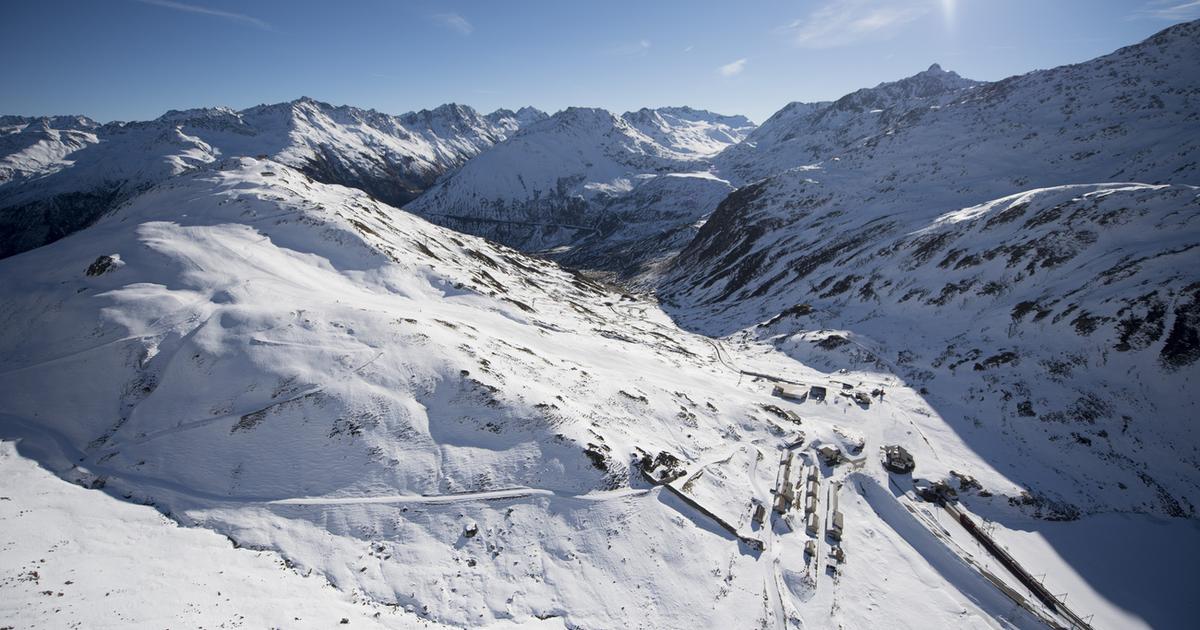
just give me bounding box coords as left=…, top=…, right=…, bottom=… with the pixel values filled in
left=85, top=254, right=120, bottom=276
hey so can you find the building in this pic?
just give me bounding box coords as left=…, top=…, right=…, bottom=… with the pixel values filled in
left=805, top=512, right=821, bottom=536
left=752, top=503, right=766, bottom=528
left=915, top=479, right=958, bottom=503
left=829, top=511, right=844, bottom=541
left=818, top=445, right=843, bottom=466
left=809, top=385, right=827, bottom=401
left=775, top=455, right=795, bottom=514
left=775, top=484, right=794, bottom=514
left=772, top=384, right=807, bottom=401
left=882, top=445, right=915, bottom=474
left=806, top=512, right=821, bottom=536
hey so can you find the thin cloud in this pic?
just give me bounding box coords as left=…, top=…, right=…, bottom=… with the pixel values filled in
left=604, top=39, right=651, bottom=57
left=433, top=13, right=474, bottom=35
left=718, top=58, right=747, bottom=77
left=784, top=0, right=929, bottom=49
left=134, top=0, right=271, bottom=30
left=1136, top=0, right=1200, bottom=19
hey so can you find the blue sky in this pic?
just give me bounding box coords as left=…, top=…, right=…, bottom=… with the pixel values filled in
left=2, top=0, right=1197, bottom=123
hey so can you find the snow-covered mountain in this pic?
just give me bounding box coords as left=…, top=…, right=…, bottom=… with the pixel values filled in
left=716, top=63, right=978, bottom=184
left=485, top=105, right=551, bottom=136
left=2, top=17, right=1199, bottom=630
left=0, top=158, right=751, bottom=626
left=716, top=21, right=1197, bottom=194
left=1, top=115, right=101, bottom=189
left=0, top=99, right=544, bottom=258
left=0, top=157, right=1069, bottom=628
left=669, top=180, right=1199, bottom=514
left=407, top=106, right=752, bottom=278
left=662, top=20, right=1200, bottom=521
left=622, top=106, right=756, bottom=159
left=3, top=156, right=1192, bottom=629
left=1, top=156, right=788, bottom=625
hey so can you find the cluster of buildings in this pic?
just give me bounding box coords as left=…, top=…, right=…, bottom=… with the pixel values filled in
left=764, top=449, right=848, bottom=574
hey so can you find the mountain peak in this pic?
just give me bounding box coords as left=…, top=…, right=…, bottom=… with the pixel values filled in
left=549, top=106, right=620, bottom=129
left=485, top=106, right=548, bottom=133
left=287, top=96, right=335, bottom=114
left=400, top=102, right=482, bottom=126
left=831, top=63, right=976, bottom=110
left=154, top=106, right=241, bottom=125
left=0, top=114, right=100, bottom=132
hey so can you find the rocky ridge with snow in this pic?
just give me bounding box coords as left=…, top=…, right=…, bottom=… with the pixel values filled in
left=661, top=20, right=1200, bottom=521
left=407, top=106, right=753, bottom=278
left=715, top=63, right=979, bottom=184
left=0, top=99, right=546, bottom=258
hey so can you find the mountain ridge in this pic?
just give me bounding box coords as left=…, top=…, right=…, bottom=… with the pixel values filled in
left=0, top=98, right=549, bottom=259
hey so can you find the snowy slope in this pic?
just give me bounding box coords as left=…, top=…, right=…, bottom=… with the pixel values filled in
left=670, top=181, right=1200, bottom=516
left=0, top=99, right=544, bottom=258
left=0, top=116, right=101, bottom=186
left=662, top=20, right=1200, bottom=523
left=622, top=106, right=755, bottom=159
left=716, top=63, right=977, bottom=184
left=715, top=21, right=1198, bottom=192
left=0, top=440, right=429, bottom=629
left=407, top=106, right=752, bottom=277
left=0, top=158, right=1127, bottom=628
left=0, top=159, right=773, bottom=628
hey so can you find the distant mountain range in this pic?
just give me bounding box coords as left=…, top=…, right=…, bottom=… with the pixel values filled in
left=0, top=99, right=547, bottom=258
left=407, top=106, right=754, bottom=278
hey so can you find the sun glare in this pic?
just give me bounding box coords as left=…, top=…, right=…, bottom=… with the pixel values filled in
left=941, top=0, right=957, bottom=27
